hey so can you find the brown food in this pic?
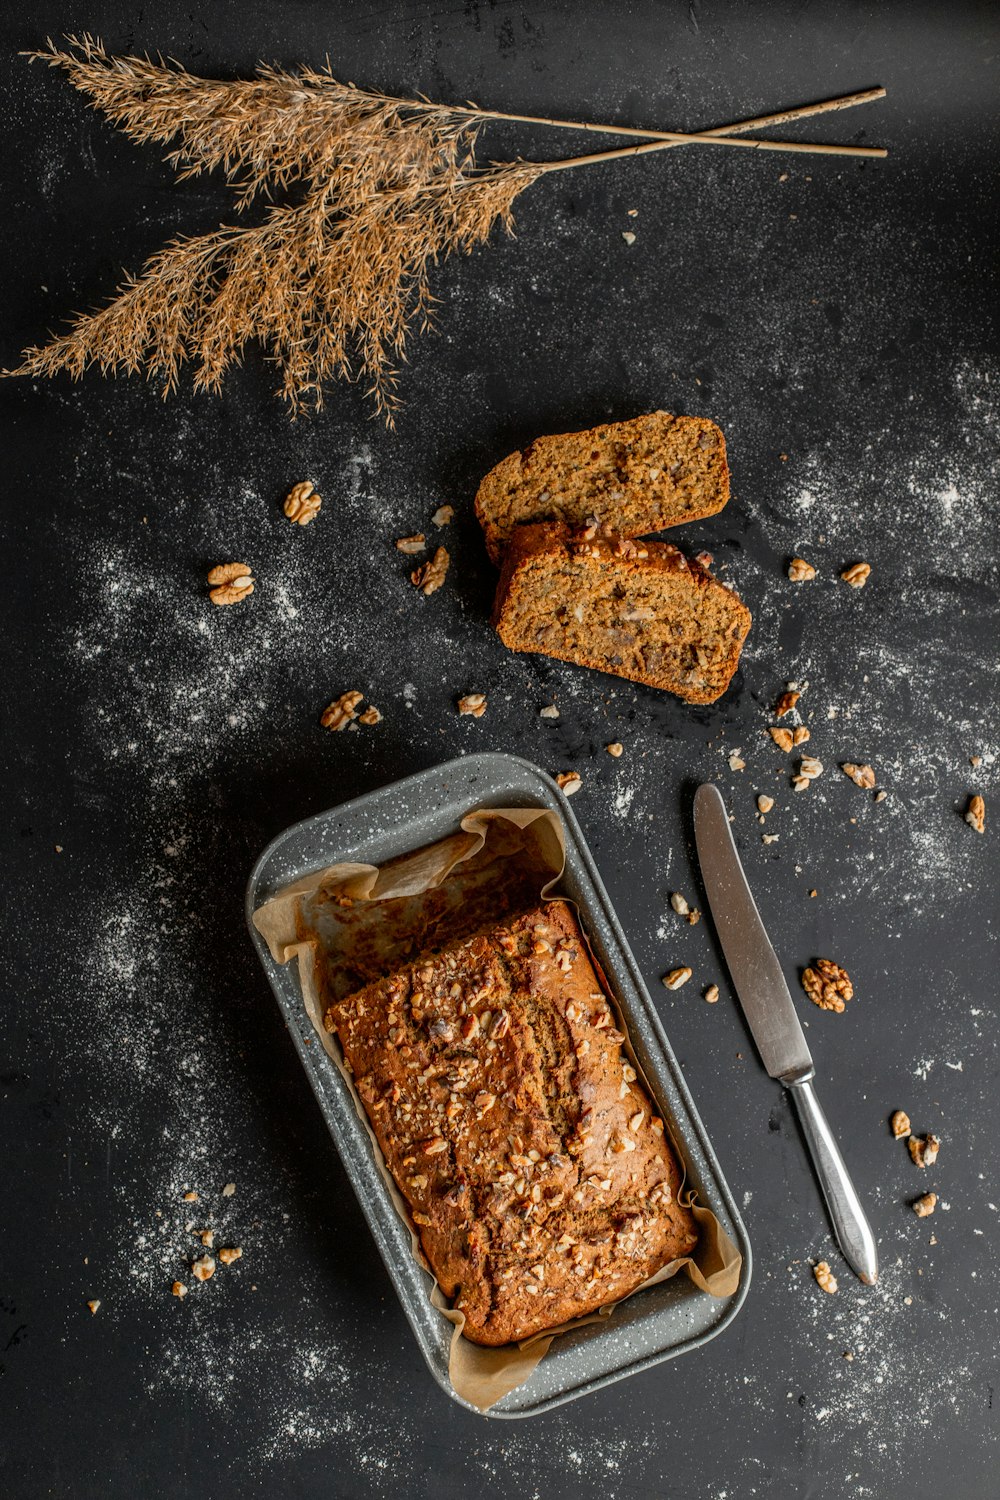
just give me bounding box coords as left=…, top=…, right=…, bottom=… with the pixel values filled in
left=323, top=901, right=698, bottom=1347
left=490, top=524, right=751, bottom=705
left=475, top=411, right=730, bottom=564
left=802, top=959, right=853, bottom=1013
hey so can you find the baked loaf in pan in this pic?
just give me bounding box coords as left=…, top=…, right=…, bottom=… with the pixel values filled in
left=324, top=900, right=697, bottom=1347
left=475, top=410, right=729, bottom=564
left=491, top=523, right=751, bottom=705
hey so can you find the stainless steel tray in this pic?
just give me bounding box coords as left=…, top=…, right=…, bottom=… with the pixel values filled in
left=245, top=751, right=751, bottom=1417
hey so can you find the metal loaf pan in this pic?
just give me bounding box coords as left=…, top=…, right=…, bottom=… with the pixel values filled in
left=246, top=751, right=750, bottom=1417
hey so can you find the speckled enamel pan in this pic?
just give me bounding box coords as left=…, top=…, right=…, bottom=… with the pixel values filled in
left=246, top=751, right=751, bottom=1418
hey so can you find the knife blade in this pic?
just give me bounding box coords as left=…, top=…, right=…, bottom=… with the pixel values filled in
left=693, top=782, right=879, bottom=1285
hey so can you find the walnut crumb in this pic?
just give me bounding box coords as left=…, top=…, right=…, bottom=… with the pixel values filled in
left=788, top=557, right=817, bottom=582
left=207, top=563, right=254, bottom=606
left=431, top=505, right=454, bottom=527
left=87, top=1299, right=101, bottom=1315
left=218, top=1247, right=243, bottom=1266
left=182, top=1191, right=198, bottom=1202
left=912, top=1193, right=937, bottom=1218
left=890, top=1110, right=911, bottom=1138
left=762, top=833, right=779, bottom=844
left=757, top=795, right=775, bottom=814
left=283, top=480, right=322, bottom=525
left=965, top=794, right=986, bottom=834
left=221, top=1183, right=236, bottom=1197
left=687, top=909, right=701, bottom=926
left=358, top=706, right=382, bottom=726
left=539, top=704, right=560, bottom=719
left=199, top=1229, right=214, bottom=1248
left=728, top=750, right=746, bottom=771
left=410, top=546, right=450, bottom=595
left=802, top=959, right=853, bottom=1013
left=670, top=892, right=690, bottom=915
left=192, top=1255, right=215, bottom=1282
left=662, top=966, right=693, bottom=991
left=813, top=1261, right=838, bottom=1294
left=606, top=742, right=624, bottom=757
left=556, top=771, right=582, bottom=796
left=841, top=561, right=872, bottom=588
left=775, top=690, right=800, bottom=717
left=842, top=762, right=876, bottom=789
left=395, top=533, right=426, bottom=554
left=321, top=691, right=364, bottom=731
left=908, top=1133, right=940, bottom=1169
left=874, top=789, right=887, bottom=803
left=769, top=727, right=794, bottom=751
left=457, top=693, right=487, bottom=718
left=172, top=1281, right=188, bottom=1299
left=704, top=984, right=720, bottom=1004
left=622, top=230, right=636, bottom=245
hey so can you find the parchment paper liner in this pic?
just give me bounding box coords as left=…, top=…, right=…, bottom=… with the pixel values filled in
left=253, top=807, right=741, bottom=1410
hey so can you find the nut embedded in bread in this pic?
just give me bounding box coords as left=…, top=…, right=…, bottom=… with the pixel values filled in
left=475, top=410, right=730, bottom=564
left=323, top=901, right=698, bottom=1346
left=491, top=523, right=751, bottom=704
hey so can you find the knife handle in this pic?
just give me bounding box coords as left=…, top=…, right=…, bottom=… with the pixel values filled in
left=785, top=1073, right=879, bottom=1285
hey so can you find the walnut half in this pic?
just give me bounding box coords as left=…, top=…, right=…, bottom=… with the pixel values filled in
left=842, top=762, right=877, bottom=789
left=802, top=959, right=853, bottom=1013
left=208, top=563, right=254, bottom=606
left=283, top=481, right=322, bottom=525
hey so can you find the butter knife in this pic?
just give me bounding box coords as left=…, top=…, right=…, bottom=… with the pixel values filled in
left=693, top=782, right=879, bottom=1284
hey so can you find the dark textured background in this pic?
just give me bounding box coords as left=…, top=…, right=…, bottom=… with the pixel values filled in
left=2, top=3, right=998, bottom=1496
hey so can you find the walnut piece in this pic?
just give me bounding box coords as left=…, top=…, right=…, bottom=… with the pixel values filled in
left=431, top=505, right=454, bottom=527
left=798, top=755, right=824, bottom=781
left=395, top=533, right=426, bottom=554
left=757, top=795, right=775, bottom=814
left=802, top=958, right=853, bottom=1013
left=670, top=892, right=690, bottom=915
left=358, top=706, right=382, bottom=726
left=199, top=1229, right=214, bottom=1248
left=411, top=546, right=450, bottom=595
left=182, top=1191, right=198, bottom=1202
left=321, top=691, right=364, bottom=731
left=283, top=481, right=322, bottom=526
left=556, top=771, right=582, bottom=796
left=662, top=966, right=692, bottom=991
left=965, top=794, right=986, bottom=834
left=539, top=705, right=560, bottom=720
left=172, top=1281, right=188, bottom=1299
left=221, top=1182, right=236, bottom=1197
left=841, top=561, right=872, bottom=588
left=606, top=742, right=624, bottom=758
left=792, top=775, right=810, bottom=792
left=813, top=1261, right=838, bottom=1294
left=793, top=726, right=811, bottom=745
left=788, top=557, right=817, bottom=582
left=218, top=1247, right=243, bottom=1266
left=912, top=1192, right=937, bottom=1218
left=775, top=690, right=800, bottom=717
left=728, top=750, right=746, bottom=771
left=890, top=1110, right=911, bottom=1139
left=704, top=984, right=720, bottom=1004
left=842, top=762, right=876, bottom=789
left=87, top=1299, right=101, bottom=1315
left=457, top=693, right=487, bottom=718
left=769, top=727, right=794, bottom=751
left=192, top=1255, right=216, bottom=1282
left=908, top=1133, right=940, bottom=1169
left=208, top=563, right=254, bottom=606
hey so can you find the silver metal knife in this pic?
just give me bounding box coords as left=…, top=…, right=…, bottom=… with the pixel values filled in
left=693, top=782, right=879, bottom=1284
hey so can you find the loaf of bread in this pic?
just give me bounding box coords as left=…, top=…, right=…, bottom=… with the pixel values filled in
left=475, top=411, right=729, bottom=564
left=324, top=900, right=697, bottom=1346
left=491, top=523, right=751, bottom=704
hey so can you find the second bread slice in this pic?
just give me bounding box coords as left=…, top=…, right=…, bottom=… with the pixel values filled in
left=476, top=410, right=729, bottom=564
left=492, top=524, right=751, bottom=704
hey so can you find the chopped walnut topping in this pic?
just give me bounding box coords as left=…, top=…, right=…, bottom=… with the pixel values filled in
left=283, top=481, right=322, bottom=525
left=908, top=1133, right=940, bottom=1169
left=890, top=1110, right=911, bottom=1139
left=757, top=795, right=775, bottom=814
left=775, top=690, right=800, bottom=717
left=556, top=771, right=582, bottom=796
left=769, top=727, right=794, bottom=751
left=422, top=1137, right=448, bottom=1156
left=841, top=561, right=872, bottom=588
left=431, top=505, right=454, bottom=527
left=704, top=984, right=720, bottom=1004
left=396, top=533, right=426, bottom=554
left=412, top=1212, right=433, bottom=1227
left=792, top=726, right=811, bottom=745
left=788, top=557, right=817, bottom=582
left=358, top=706, right=382, bottom=726
left=218, top=1247, right=243, bottom=1266
left=798, top=755, right=824, bottom=780
left=912, top=1193, right=937, bottom=1218
left=606, top=741, right=624, bottom=757
left=728, top=750, right=746, bottom=771
left=321, top=691, right=364, bottom=731
left=842, top=762, right=876, bottom=789
left=802, top=958, right=853, bottom=1013
left=192, top=1255, right=215, bottom=1282
left=965, top=794, right=986, bottom=834
left=411, top=546, right=450, bottom=595
left=670, top=892, right=690, bottom=915
left=87, top=1299, right=101, bottom=1315
left=208, top=563, right=254, bottom=606
left=172, top=1281, right=188, bottom=1299
left=457, top=693, right=487, bottom=718
left=662, top=966, right=692, bottom=991
left=813, top=1261, right=838, bottom=1294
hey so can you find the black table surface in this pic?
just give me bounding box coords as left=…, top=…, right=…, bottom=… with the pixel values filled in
left=2, top=3, right=998, bottom=1496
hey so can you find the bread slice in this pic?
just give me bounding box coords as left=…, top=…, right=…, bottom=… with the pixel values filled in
left=491, top=523, right=751, bottom=703
left=476, top=411, right=729, bottom=564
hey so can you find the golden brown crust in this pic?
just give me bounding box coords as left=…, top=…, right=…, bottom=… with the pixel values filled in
left=490, top=523, right=751, bottom=705
left=324, top=901, right=697, bottom=1346
left=475, top=411, right=730, bottom=564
